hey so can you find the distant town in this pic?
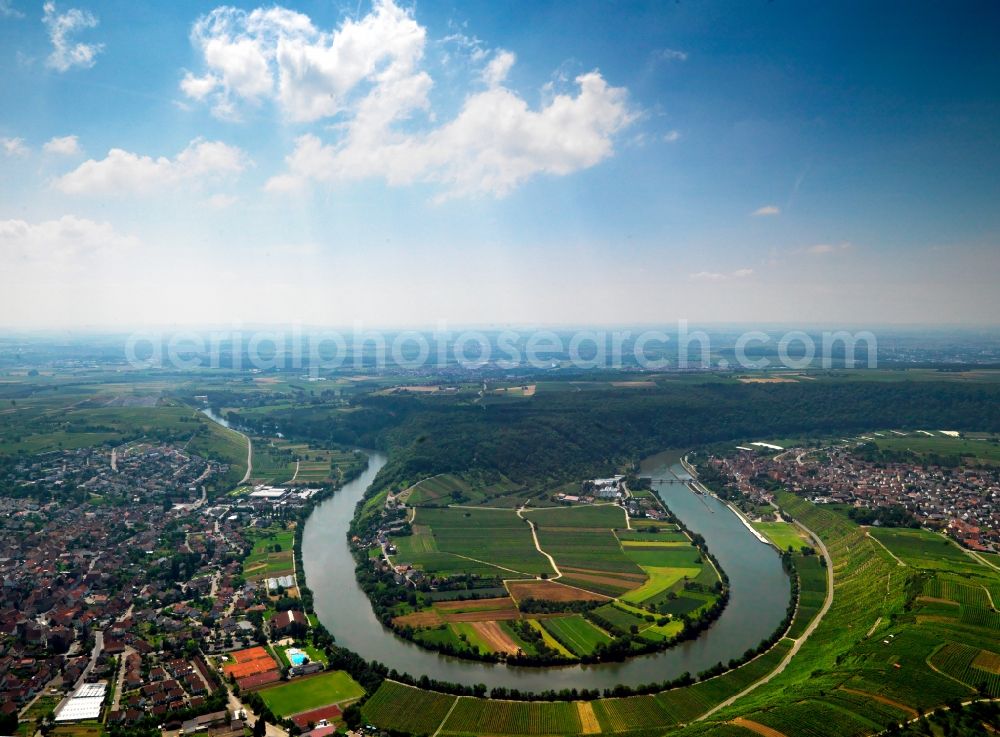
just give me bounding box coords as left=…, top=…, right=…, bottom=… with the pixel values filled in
left=702, top=431, right=999, bottom=551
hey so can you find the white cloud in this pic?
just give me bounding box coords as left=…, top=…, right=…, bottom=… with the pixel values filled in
left=187, top=2, right=633, bottom=198
left=483, top=50, right=515, bottom=87
left=1, top=137, right=28, bottom=157
left=55, top=138, right=250, bottom=195
left=798, top=242, right=853, bottom=255
left=267, top=69, right=633, bottom=199
left=654, top=48, right=688, bottom=62
left=0, top=1, right=24, bottom=19
left=663, top=130, right=680, bottom=143
left=43, top=1, right=104, bottom=72
left=752, top=205, right=780, bottom=217
left=182, top=1, right=427, bottom=123
left=43, top=134, right=81, bottom=155
left=690, top=268, right=754, bottom=282
left=0, top=215, right=138, bottom=265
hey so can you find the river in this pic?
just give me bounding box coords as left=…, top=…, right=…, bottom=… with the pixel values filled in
left=300, top=449, right=791, bottom=691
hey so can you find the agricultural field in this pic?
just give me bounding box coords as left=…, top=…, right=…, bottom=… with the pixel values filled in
left=867, top=431, right=1000, bottom=465
left=395, top=507, right=552, bottom=577
left=360, top=681, right=457, bottom=736
left=20, top=695, right=59, bottom=721
left=359, top=639, right=797, bottom=735
left=258, top=670, right=365, bottom=717
left=388, top=487, right=722, bottom=662
left=50, top=723, right=103, bottom=737
left=243, top=527, right=295, bottom=581
left=249, top=438, right=362, bottom=485
left=360, top=488, right=999, bottom=737
left=399, top=472, right=525, bottom=506
left=539, top=615, right=612, bottom=657
left=869, top=527, right=984, bottom=574
left=251, top=439, right=297, bottom=484
left=441, top=698, right=582, bottom=735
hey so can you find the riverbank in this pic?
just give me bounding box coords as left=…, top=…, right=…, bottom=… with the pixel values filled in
left=299, top=451, right=792, bottom=692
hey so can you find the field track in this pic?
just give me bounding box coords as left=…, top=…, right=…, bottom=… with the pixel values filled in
left=506, top=579, right=610, bottom=603
left=732, top=717, right=789, bottom=737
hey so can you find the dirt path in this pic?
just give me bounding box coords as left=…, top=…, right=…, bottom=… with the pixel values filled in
left=866, top=530, right=906, bottom=567
left=290, top=460, right=300, bottom=482
left=431, top=695, right=461, bottom=737
left=732, top=717, right=789, bottom=737
left=839, top=687, right=918, bottom=718
left=865, top=616, right=882, bottom=638
left=445, top=551, right=536, bottom=578
left=517, top=505, right=562, bottom=579
left=966, top=548, right=1000, bottom=572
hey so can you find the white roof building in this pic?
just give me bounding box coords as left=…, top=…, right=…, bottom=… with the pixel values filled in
left=55, top=682, right=107, bottom=722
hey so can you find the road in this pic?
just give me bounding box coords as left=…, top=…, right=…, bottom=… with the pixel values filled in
left=698, top=515, right=835, bottom=721
left=110, top=646, right=135, bottom=710
left=75, top=632, right=104, bottom=689
left=517, top=506, right=562, bottom=579
left=239, top=432, right=253, bottom=485
left=224, top=669, right=288, bottom=737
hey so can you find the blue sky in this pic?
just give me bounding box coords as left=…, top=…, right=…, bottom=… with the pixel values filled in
left=1, top=0, right=998, bottom=328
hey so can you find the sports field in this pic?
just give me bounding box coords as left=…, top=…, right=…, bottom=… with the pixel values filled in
left=258, top=670, right=364, bottom=717
left=753, top=520, right=810, bottom=551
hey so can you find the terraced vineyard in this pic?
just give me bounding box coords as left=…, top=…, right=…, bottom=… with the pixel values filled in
left=358, top=492, right=1000, bottom=737
left=359, top=681, right=457, bottom=736
left=441, top=698, right=582, bottom=735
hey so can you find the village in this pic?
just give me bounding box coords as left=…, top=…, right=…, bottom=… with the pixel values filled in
left=0, top=444, right=370, bottom=737
left=705, top=437, right=1000, bottom=551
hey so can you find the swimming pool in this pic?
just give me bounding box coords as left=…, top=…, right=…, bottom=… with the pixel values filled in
left=286, top=647, right=307, bottom=666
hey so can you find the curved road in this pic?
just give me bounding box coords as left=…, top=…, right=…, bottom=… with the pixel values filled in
left=698, top=515, right=835, bottom=720
left=239, top=432, right=253, bottom=485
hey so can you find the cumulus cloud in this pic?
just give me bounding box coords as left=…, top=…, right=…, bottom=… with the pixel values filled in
left=182, top=1, right=427, bottom=122
left=54, top=138, right=250, bottom=195
left=798, top=242, right=853, bottom=255
left=1, top=137, right=28, bottom=157
left=690, top=268, right=754, bottom=282
left=43, top=1, right=104, bottom=72
left=0, top=215, right=138, bottom=265
left=663, top=130, right=680, bottom=143
left=186, top=1, right=633, bottom=198
left=752, top=205, right=780, bottom=216
left=43, top=134, right=81, bottom=155
left=267, top=68, right=632, bottom=198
